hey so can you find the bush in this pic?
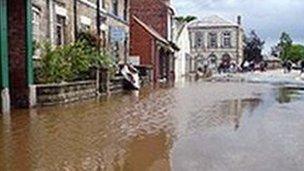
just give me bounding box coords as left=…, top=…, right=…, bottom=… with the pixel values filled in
left=35, top=41, right=115, bottom=84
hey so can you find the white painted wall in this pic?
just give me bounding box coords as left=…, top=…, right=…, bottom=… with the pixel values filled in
left=175, top=23, right=191, bottom=80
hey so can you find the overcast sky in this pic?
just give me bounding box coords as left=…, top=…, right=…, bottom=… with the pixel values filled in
left=172, top=0, right=304, bottom=53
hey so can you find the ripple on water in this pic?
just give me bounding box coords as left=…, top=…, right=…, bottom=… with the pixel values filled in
left=1, top=82, right=304, bottom=171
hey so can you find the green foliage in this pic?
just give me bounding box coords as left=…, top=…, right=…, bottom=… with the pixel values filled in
left=174, top=15, right=197, bottom=41
left=175, top=15, right=197, bottom=23
left=283, top=44, right=304, bottom=62
left=243, top=30, right=265, bottom=63
left=35, top=40, right=115, bottom=84
left=275, top=32, right=304, bottom=62
left=278, top=32, right=293, bottom=60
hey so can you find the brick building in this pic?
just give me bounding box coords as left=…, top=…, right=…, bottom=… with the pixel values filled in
left=0, top=0, right=34, bottom=112
left=31, top=0, right=129, bottom=63
left=0, top=0, right=130, bottom=112
left=130, top=0, right=178, bottom=82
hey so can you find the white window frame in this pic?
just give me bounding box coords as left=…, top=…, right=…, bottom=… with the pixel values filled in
left=55, top=15, right=66, bottom=46
left=32, top=6, right=40, bottom=42
left=222, top=31, right=232, bottom=48
left=208, top=32, right=218, bottom=48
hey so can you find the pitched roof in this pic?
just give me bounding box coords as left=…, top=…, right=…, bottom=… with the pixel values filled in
left=156, top=0, right=176, bottom=14
left=132, top=16, right=169, bottom=45
left=188, top=15, right=239, bottom=28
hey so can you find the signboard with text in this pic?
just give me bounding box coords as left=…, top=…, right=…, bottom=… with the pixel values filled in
left=110, top=27, right=126, bottom=42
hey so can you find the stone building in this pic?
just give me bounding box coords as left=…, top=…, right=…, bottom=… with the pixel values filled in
left=31, top=0, right=129, bottom=64
left=188, top=15, right=244, bottom=72
left=130, top=0, right=178, bottom=82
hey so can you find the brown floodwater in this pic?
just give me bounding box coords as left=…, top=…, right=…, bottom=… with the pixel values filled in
left=1, top=80, right=304, bottom=171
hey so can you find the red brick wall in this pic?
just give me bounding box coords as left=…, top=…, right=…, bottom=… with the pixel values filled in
left=130, top=0, right=168, bottom=38
left=130, top=18, right=154, bottom=66
left=8, top=0, right=29, bottom=107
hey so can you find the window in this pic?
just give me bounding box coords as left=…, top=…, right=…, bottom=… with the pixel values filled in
left=194, top=32, right=204, bottom=48
left=208, top=32, right=217, bottom=48
left=100, top=0, right=105, bottom=9
left=112, top=0, right=118, bottom=16
left=55, top=15, right=66, bottom=46
left=32, top=7, right=40, bottom=42
left=222, top=31, right=232, bottom=48
left=123, top=0, right=128, bottom=21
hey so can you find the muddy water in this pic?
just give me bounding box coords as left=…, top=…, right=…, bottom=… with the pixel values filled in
left=1, top=81, right=304, bottom=171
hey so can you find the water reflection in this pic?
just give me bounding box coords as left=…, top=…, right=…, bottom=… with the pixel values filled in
left=1, top=82, right=303, bottom=170
left=276, top=87, right=304, bottom=104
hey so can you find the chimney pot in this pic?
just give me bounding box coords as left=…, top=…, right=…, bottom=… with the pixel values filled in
left=237, top=16, right=242, bottom=25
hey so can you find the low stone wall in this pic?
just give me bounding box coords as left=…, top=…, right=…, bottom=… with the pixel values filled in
left=35, top=80, right=97, bottom=106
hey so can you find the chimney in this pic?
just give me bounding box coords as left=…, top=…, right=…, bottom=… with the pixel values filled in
left=237, top=15, right=242, bottom=25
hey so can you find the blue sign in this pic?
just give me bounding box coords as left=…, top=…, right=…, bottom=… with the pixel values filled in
left=110, top=27, right=126, bottom=42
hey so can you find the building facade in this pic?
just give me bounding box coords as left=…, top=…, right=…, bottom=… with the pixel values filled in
left=188, top=15, right=244, bottom=72
left=174, top=21, right=192, bottom=80
left=31, top=0, right=129, bottom=64
left=130, top=0, right=178, bottom=82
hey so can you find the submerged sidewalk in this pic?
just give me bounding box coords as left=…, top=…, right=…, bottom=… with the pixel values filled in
left=209, top=69, right=304, bottom=86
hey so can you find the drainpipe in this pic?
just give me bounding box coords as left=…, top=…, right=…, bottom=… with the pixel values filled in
left=236, top=15, right=241, bottom=65
left=48, top=0, right=54, bottom=44
left=96, top=0, right=101, bottom=95
left=73, top=0, right=78, bottom=41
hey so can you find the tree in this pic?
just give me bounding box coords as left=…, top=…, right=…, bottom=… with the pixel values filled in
left=277, top=32, right=293, bottom=60
left=175, top=16, right=197, bottom=23
left=174, top=15, right=197, bottom=41
left=285, top=44, right=304, bottom=62
left=243, top=30, right=265, bottom=63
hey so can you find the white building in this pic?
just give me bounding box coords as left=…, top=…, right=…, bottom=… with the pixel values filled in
left=174, top=22, right=192, bottom=80
left=188, top=15, right=244, bottom=72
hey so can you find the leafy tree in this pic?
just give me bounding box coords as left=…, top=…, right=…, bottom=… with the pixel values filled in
left=285, top=44, right=304, bottom=62
left=243, top=30, right=265, bottom=63
left=277, top=32, right=293, bottom=60
left=174, top=15, right=197, bottom=41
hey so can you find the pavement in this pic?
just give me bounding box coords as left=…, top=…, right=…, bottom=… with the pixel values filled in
left=210, top=69, right=304, bottom=86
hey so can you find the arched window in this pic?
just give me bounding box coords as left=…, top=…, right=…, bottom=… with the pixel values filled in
left=222, top=53, right=231, bottom=63
left=222, top=31, right=232, bottom=48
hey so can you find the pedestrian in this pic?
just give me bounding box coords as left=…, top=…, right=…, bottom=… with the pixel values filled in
left=300, top=60, right=304, bottom=73
left=286, top=60, right=292, bottom=73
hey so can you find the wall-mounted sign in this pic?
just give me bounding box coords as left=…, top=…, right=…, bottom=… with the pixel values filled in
left=110, top=27, right=126, bottom=42
left=128, top=56, right=140, bottom=66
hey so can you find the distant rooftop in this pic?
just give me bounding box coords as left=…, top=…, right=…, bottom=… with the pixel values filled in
left=188, top=15, right=239, bottom=28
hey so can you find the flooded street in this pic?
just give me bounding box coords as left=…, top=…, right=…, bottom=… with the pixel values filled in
left=1, top=80, right=304, bottom=171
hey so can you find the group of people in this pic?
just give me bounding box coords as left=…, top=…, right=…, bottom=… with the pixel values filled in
left=196, top=58, right=304, bottom=80
left=196, top=59, right=269, bottom=78
left=282, top=60, right=304, bottom=74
